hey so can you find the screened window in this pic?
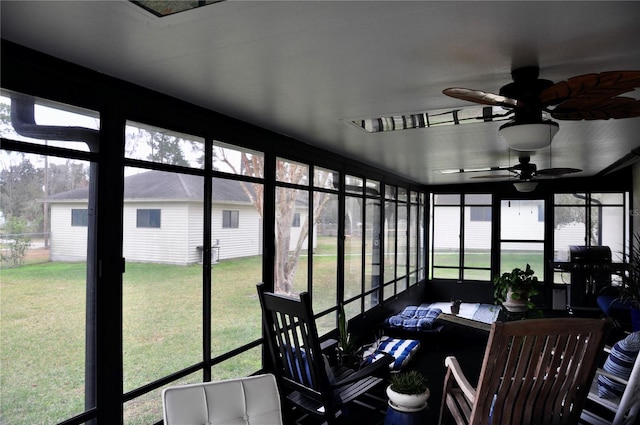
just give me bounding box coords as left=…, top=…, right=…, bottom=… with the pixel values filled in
left=553, top=192, right=629, bottom=284
left=431, top=193, right=492, bottom=281
left=275, top=158, right=310, bottom=296
left=312, top=166, right=339, bottom=337
left=344, top=174, right=382, bottom=318
left=126, top=121, right=204, bottom=168
left=212, top=140, right=264, bottom=177
left=1, top=91, right=98, bottom=424
left=71, top=209, right=88, bottom=226
left=500, top=199, right=545, bottom=279
left=136, top=209, right=161, bottom=228
left=4, top=56, right=434, bottom=425
left=210, top=177, right=263, bottom=364
left=223, top=210, right=239, bottom=228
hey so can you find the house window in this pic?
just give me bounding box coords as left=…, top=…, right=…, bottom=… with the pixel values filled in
left=136, top=209, right=161, bottom=228
left=222, top=210, right=239, bottom=228
left=470, top=206, right=491, bottom=221
left=71, top=209, right=88, bottom=226
left=292, top=212, right=300, bottom=227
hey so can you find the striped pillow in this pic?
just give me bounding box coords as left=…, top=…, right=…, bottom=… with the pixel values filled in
left=597, top=331, right=640, bottom=399
left=362, top=336, right=420, bottom=370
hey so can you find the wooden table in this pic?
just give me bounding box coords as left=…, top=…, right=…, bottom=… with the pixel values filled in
left=430, top=302, right=502, bottom=332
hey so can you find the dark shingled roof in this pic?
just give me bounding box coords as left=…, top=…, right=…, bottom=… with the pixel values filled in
left=45, top=170, right=253, bottom=203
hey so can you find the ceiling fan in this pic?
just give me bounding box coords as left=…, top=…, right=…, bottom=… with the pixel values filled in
left=444, top=66, right=640, bottom=122
left=461, top=155, right=582, bottom=181
left=444, top=155, right=582, bottom=192
left=350, top=67, right=640, bottom=136
left=443, top=67, right=640, bottom=150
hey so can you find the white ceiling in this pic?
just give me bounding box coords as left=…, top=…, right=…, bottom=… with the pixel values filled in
left=2, top=1, right=640, bottom=185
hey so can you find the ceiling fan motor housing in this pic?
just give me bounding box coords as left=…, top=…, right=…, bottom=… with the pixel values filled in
left=499, top=66, right=555, bottom=123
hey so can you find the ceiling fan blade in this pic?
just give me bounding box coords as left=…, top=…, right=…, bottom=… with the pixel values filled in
left=550, top=96, right=640, bottom=120
left=540, top=70, right=640, bottom=107
left=535, top=167, right=582, bottom=177
left=443, top=88, right=520, bottom=108
left=471, top=174, right=512, bottom=179
left=350, top=105, right=513, bottom=132
left=439, top=166, right=512, bottom=174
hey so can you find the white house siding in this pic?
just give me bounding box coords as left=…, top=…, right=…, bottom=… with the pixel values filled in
left=499, top=204, right=545, bottom=251
left=465, top=218, right=491, bottom=250
left=554, top=223, right=586, bottom=260
left=434, top=205, right=544, bottom=251
left=123, top=201, right=190, bottom=265
left=432, top=207, right=460, bottom=250
left=600, top=206, right=626, bottom=261
left=435, top=203, right=624, bottom=257
left=50, top=203, right=88, bottom=261
left=211, top=202, right=262, bottom=261
left=49, top=201, right=263, bottom=265
left=187, top=202, right=204, bottom=264
left=287, top=207, right=316, bottom=252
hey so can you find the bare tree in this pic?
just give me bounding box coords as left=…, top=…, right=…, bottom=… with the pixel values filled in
left=217, top=148, right=332, bottom=294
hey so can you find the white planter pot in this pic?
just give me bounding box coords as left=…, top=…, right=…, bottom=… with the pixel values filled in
left=386, top=385, right=430, bottom=412
left=503, top=289, right=529, bottom=312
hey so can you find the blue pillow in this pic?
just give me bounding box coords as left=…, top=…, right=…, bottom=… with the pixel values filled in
left=385, top=304, right=442, bottom=330
left=284, top=346, right=313, bottom=385
left=597, top=331, right=640, bottom=399
left=362, top=337, right=420, bottom=370
left=284, top=346, right=335, bottom=386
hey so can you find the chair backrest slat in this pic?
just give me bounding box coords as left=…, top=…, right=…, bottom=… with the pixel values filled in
left=471, top=318, right=609, bottom=425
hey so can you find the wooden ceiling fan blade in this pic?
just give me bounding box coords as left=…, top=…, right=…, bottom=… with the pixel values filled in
left=443, top=88, right=520, bottom=108
left=551, top=97, right=640, bottom=120
left=536, top=167, right=582, bottom=177
left=440, top=165, right=512, bottom=174
left=540, top=70, right=640, bottom=106
left=471, top=174, right=513, bottom=179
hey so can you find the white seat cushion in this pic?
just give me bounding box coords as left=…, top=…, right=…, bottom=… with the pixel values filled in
left=162, top=373, right=283, bottom=425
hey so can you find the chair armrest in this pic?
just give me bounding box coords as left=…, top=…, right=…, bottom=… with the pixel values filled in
left=332, top=352, right=394, bottom=387
left=444, top=356, right=476, bottom=403
left=321, top=338, right=338, bottom=351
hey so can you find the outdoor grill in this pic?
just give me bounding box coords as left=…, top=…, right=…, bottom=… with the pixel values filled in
left=567, top=245, right=612, bottom=309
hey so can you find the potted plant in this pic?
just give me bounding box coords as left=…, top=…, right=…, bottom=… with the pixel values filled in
left=386, top=370, right=429, bottom=412
left=450, top=299, right=462, bottom=315
left=337, top=303, right=360, bottom=367
left=493, top=263, right=542, bottom=313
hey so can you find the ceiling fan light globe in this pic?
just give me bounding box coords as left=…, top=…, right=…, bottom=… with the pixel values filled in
left=513, top=181, right=538, bottom=192
left=499, top=121, right=559, bottom=151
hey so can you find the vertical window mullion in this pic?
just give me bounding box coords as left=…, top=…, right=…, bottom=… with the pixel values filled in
left=459, top=197, right=465, bottom=282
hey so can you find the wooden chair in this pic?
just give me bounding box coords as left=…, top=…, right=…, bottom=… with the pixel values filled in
left=257, top=283, right=393, bottom=424
left=439, top=318, right=611, bottom=425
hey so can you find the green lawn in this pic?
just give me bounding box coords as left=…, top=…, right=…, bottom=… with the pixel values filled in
left=1, top=245, right=540, bottom=424
left=0, top=239, right=343, bottom=425
left=432, top=251, right=545, bottom=280
left=1, top=258, right=268, bottom=425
